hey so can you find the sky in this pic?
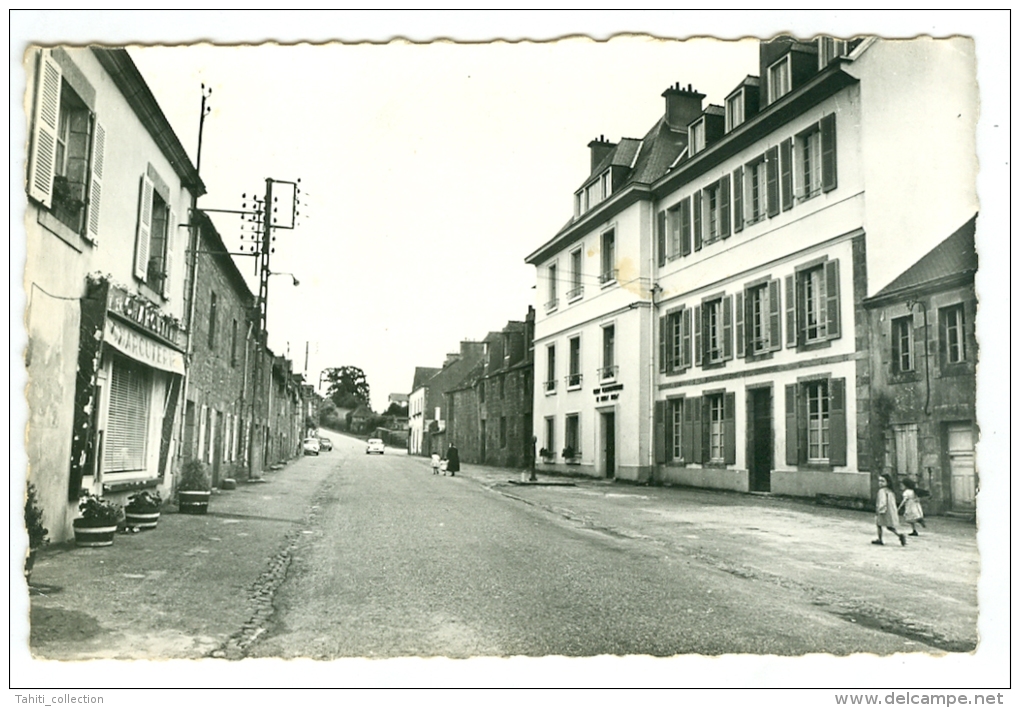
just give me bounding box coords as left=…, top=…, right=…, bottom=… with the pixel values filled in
left=9, top=10, right=1012, bottom=690
left=121, top=37, right=765, bottom=414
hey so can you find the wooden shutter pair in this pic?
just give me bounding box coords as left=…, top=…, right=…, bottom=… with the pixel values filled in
left=785, top=260, right=841, bottom=348
left=133, top=174, right=177, bottom=299
left=784, top=378, right=847, bottom=466
left=28, top=49, right=105, bottom=242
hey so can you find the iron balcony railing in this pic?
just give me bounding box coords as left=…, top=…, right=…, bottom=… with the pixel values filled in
left=598, top=364, right=619, bottom=381
left=565, top=372, right=582, bottom=388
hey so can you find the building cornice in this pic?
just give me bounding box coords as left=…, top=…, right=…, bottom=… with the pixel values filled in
left=91, top=47, right=206, bottom=196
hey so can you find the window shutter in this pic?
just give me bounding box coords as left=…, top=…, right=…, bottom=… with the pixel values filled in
left=722, top=295, right=733, bottom=361
left=768, top=278, right=782, bottom=352
left=162, top=207, right=176, bottom=298
left=766, top=146, right=780, bottom=217
left=719, top=174, right=731, bottom=238
left=680, top=197, right=692, bottom=256
left=27, top=50, right=62, bottom=208
left=681, top=307, right=692, bottom=369
left=197, top=404, right=207, bottom=462
left=658, top=316, right=667, bottom=373
left=134, top=175, right=154, bottom=281
left=693, top=304, right=703, bottom=366
left=785, top=274, right=797, bottom=348
left=723, top=392, right=736, bottom=465
left=657, top=210, right=666, bottom=266
left=700, top=397, right=710, bottom=464
left=654, top=400, right=666, bottom=464
left=735, top=291, right=745, bottom=358
left=829, top=378, right=847, bottom=466
left=824, top=259, right=841, bottom=340
left=104, top=359, right=150, bottom=473
left=784, top=385, right=798, bottom=466
left=821, top=113, right=837, bottom=192
left=780, top=138, right=793, bottom=211
left=85, top=120, right=106, bottom=242
left=732, top=167, right=744, bottom=233
left=682, top=396, right=696, bottom=464
left=693, top=192, right=703, bottom=251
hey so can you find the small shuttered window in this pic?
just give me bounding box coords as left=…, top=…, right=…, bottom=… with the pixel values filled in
left=103, top=358, right=150, bottom=473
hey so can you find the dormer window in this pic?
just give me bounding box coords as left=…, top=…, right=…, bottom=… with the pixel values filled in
left=575, top=169, right=613, bottom=218
left=817, top=37, right=848, bottom=69
left=600, top=170, right=612, bottom=200
left=725, top=90, right=745, bottom=133
left=689, top=118, right=706, bottom=156
left=767, top=55, right=792, bottom=104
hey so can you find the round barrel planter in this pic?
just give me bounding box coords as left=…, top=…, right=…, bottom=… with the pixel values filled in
left=179, top=490, right=211, bottom=515
left=124, top=509, right=161, bottom=530
left=73, top=519, right=117, bottom=547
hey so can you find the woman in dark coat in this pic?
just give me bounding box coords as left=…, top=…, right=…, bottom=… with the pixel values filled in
left=446, top=444, right=460, bottom=475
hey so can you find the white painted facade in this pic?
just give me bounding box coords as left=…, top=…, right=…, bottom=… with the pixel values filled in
left=527, top=37, right=977, bottom=502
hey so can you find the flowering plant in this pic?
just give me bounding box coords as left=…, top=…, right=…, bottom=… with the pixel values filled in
left=126, top=490, right=162, bottom=513
left=76, top=492, right=122, bottom=527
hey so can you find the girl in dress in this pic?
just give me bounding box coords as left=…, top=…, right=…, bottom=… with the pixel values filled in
left=898, top=477, right=927, bottom=536
left=874, top=473, right=907, bottom=546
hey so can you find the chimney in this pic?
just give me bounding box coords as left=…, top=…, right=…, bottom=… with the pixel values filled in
left=662, top=82, right=706, bottom=132
left=443, top=352, right=461, bottom=368
left=587, top=134, right=616, bottom=173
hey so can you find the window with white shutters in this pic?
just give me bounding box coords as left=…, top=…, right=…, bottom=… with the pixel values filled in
left=103, top=358, right=151, bottom=473
left=27, top=49, right=105, bottom=240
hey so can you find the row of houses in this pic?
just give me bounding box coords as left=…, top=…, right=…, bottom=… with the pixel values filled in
left=405, top=38, right=979, bottom=516
left=525, top=36, right=978, bottom=515
left=408, top=308, right=536, bottom=469
left=23, top=47, right=317, bottom=543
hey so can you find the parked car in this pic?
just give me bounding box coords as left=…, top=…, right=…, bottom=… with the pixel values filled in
left=318, top=437, right=333, bottom=452
left=366, top=438, right=385, bottom=455
left=302, top=437, right=321, bottom=456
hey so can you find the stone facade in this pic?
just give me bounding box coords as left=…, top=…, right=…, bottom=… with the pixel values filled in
left=864, top=217, right=978, bottom=515
left=181, top=212, right=253, bottom=486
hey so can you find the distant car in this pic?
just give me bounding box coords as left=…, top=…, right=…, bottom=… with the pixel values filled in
left=318, top=437, right=333, bottom=452
left=302, top=437, right=321, bottom=456
left=366, top=438, right=385, bottom=455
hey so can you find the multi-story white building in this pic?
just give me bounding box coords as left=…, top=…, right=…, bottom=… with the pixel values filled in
left=24, top=47, right=203, bottom=540
left=526, top=36, right=977, bottom=504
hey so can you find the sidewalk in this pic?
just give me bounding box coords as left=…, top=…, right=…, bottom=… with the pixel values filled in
left=24, top=454, right=338, bottom=660
left=450, top=459, right=979, bottom=653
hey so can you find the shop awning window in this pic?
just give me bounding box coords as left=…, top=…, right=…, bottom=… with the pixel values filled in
left=103, top=356, right=150, bottom=473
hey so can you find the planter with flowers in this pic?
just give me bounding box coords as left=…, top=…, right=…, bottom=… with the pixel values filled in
left=125, top=490, right=162, bottom=530
left=178, top=460, right=211, bottom=515
left=539, top=447, right=555, bottom=464
left=562, top=447, right=581, bottom=465
left=24, top=483, right=49, bottom=581
left=73, top=492, right=122, bottom=547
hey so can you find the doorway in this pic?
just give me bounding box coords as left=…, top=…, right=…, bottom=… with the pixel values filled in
left=946, top=423, right=976, bottom=512
left=601, top=410, right=616, bottom=479
left=748, top=387, right=772, bottom=492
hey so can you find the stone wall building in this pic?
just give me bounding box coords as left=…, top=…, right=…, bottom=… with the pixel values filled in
left=863, top=216, right=978, bottom=515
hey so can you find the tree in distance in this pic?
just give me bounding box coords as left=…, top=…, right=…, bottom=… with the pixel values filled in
left=323, top=366, right=371, bottom=410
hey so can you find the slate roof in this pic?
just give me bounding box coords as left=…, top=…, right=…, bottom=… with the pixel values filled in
left=871, top=215, right=978, bottom=300
left=411, top=367, right=441, bottom=393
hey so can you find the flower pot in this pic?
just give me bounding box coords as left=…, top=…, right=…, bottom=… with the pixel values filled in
left=73, top=519, right=117, bottom=547
left=125, top=509, right=160, bottom=530
left=179, top=490, right=211, bottom=515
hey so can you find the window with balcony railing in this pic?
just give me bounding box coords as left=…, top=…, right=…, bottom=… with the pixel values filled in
left=565, top=373, right=583, bottom=389
left=544, top=379, right=557, bottom=394
left=598, top=365, right=619, bottom=381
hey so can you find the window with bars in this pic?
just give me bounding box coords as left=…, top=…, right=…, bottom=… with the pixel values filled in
left=103, top=357, right=151, bottom=473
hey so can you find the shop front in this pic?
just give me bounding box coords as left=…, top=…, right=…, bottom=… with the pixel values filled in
left=68, top=276, right=185, bottom=504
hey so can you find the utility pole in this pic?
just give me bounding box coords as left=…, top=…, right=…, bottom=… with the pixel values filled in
left=246, top=177, right=301, bottom=480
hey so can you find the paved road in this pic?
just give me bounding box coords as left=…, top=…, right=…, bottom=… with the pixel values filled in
left=248, top=433, right=930, bottom=658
